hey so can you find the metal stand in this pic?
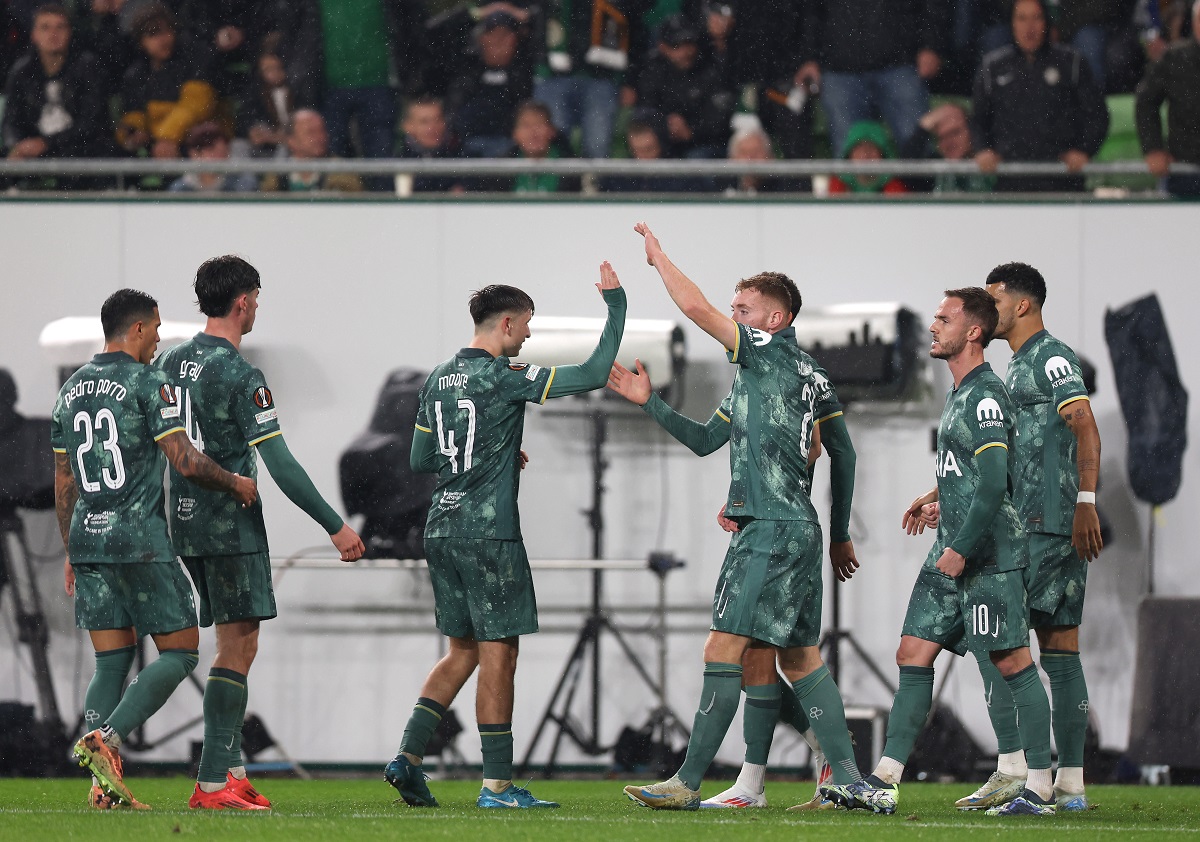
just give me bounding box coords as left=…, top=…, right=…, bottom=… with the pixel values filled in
left=818, top=577, right=896, bottom=696
left=0, top=511, right=69, bottom=770
left=519, top=410, right=689, bottom=776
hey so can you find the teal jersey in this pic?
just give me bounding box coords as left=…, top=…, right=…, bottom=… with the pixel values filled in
left=723, top=323, right=820, bottom=522
left=50, top=352, right=183, bottom=565
left=933, top=363, right=1025, bottom=572
left=1005, top=331, right=1090, bottom=536
left=155, top=333, right=282, bottom=556
left=417, top=349, right=556, bottom=540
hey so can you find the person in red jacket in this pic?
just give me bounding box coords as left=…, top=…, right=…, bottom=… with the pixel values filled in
left=828, top=120, right=908, bottom=194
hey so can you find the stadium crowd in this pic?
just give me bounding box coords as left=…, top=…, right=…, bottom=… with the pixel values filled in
left=1, top=0, right=1197, bottom=194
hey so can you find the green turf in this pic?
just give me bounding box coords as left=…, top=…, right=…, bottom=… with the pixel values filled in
left=2, top=778, right=1198, bottom=841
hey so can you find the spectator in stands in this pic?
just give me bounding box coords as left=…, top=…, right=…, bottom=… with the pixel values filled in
left=1056, top=0, right=1142, bottom=92
left=828, top=120, right=909, bottom=194
left=801, top=0, right=949, bottom=158
left=1137, top=0, right=1192, bottom=62
left=260, top=108, right=364, bottom=192
left=168, top=120, right=258, bottom=192
left=237, top=51, right=293, bottom=158
left=504, top=99, right=580, bottom=192
left=637, top=15, right=735, bottom=160
left=899, top=102, right=995, bottom=192
left=533, top=0, right=652, bottom=159
left=699, top=0, right=815, bottom=160
left=3, top=3, right=110, bottom=170
left=73, top=0, right=137, bottom=99
left=399, top=96, right=466, bottom=193
left=721, top=123, right=805, bottom=193
left=447, top=10, right=533, bottom=158
left=116, top=3, right=217, bottom=160
left=972, top=0, right=1109, bottom=191
left=176, top=0, right=272, bottom=96
left=1136, top=0, right=1200, bottom=196
left=276, top=0, right=426, bottom=161
left=600, top=116, right=701, bottom=192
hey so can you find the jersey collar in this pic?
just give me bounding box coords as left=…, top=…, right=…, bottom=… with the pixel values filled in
left=955, top=361, right=992, bottom=391
left=195, top=332, right=239, bottom=352
left=776, top=325, right=797, bottom=341
left=1012, top=329, right=1049, bottom=360
left=457, top=347, right=494, bottom=359
left=92, top=351, right=135, bottom=364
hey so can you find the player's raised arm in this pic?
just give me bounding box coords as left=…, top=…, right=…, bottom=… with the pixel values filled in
left=1062, top=399, right=1103, bottom=561
left=608, top=361, right=731, bottom=456
left=542, top=261, right=628, bottom=398
left=157, top=430, right=258, bottom=507
left=635, top=222, right=738, bottom=352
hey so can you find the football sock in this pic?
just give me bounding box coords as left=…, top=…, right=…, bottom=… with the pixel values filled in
left=1056, top=766, right=1084, bottom=793
left=743, top=682, right=781, bottom=766
left=997, top=750, right=1027, bottom=777
left=677, top=662, right=743, bottom=790
left=483, top=778, right=511, bottom=793
left=479, top=723, right=514, bottom=782
left=976, top=651, right=1022, bottom=755
left=1027, top=767, right=1054, bottom=802
left=105, top=649, right=199, bottom=745
left=400, top=697, right=447, bottom=764
left=198, top=668, right=247, bottom=785
left=736, top=762, right=766, bottom=793
left=1003, top=663, right=1053, bottom=774
left=872, top=758, right=905, bottom=786
left=1041, top=649, right=1089, bottom=770
left=880, top=665, right=934, bottom=775
left=83, top=646, right=135, bottom=735
left=791, top=666, right=861, bottom=785
left=776, top=675, right=811, bottom=734
left=228, top=675, right=249, bottom=771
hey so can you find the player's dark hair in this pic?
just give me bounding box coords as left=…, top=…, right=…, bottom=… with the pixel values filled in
left=985, top=261, right=1046, bottom=308
left=101, top=288, right=158, bottom=340
left=194, top=255, right=261, bottom=317
left=736, top=272, right=803, bottom=325
left=945, top=287, right=999, bottom=347
left=469, top=285, right=535, bottom=326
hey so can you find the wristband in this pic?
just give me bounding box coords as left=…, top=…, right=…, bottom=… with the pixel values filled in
left=1076, top=491, right=1096, bottom=505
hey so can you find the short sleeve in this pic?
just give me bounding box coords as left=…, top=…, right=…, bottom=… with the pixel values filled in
left=810, top=362, right=844, bottom=422
left=725, top=323, right=775, bottom=371
left=716, top=390, right=733, bottom=423
left=1041, top=347, right=1089, bottom=413
left=414, top=383, right=431, bottom=433
left=499, top=361, right=556, bottom=405
left=969, top=386, right=1012, bottom=456
left=50, top=396, right=66, bottom=452
left=141, top=367, right=187, bottom=442
left=232, top=368, right=283, bottom=447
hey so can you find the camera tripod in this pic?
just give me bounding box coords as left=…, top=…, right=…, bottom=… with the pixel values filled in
left=519, top=410, right=689, bottom=776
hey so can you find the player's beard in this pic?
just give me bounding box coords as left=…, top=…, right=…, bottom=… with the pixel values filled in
left=930, top=334, right=966, bottom=359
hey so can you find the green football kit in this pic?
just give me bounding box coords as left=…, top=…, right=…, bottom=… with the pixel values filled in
left=157, top=334, right=283, bottom=625
left=410, top=286, right=627, bottom=642
left=642, top=323, right=824, bottom=647
left=51, top=351, right=196, bottom=635
left=1005, top=330, right=1091, bottom=627
left=918, top=362, right=1029, bottom=655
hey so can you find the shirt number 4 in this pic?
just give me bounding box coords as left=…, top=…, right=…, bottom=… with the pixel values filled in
left=434, top=399, right=477, bottom=474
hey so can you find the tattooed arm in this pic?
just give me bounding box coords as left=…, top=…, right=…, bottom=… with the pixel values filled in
left=1062, top=399, right=1102, bottom=561
left=157, top=431, right=258, bottom=507
left=54, top=452, right=78, bottom=595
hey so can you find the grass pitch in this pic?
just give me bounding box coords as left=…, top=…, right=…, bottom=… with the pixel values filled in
left=2, top=778, right=1198, bottom=841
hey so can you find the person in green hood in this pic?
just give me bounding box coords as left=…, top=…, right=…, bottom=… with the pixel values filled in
left=828, top=120, right=908, bottom=194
